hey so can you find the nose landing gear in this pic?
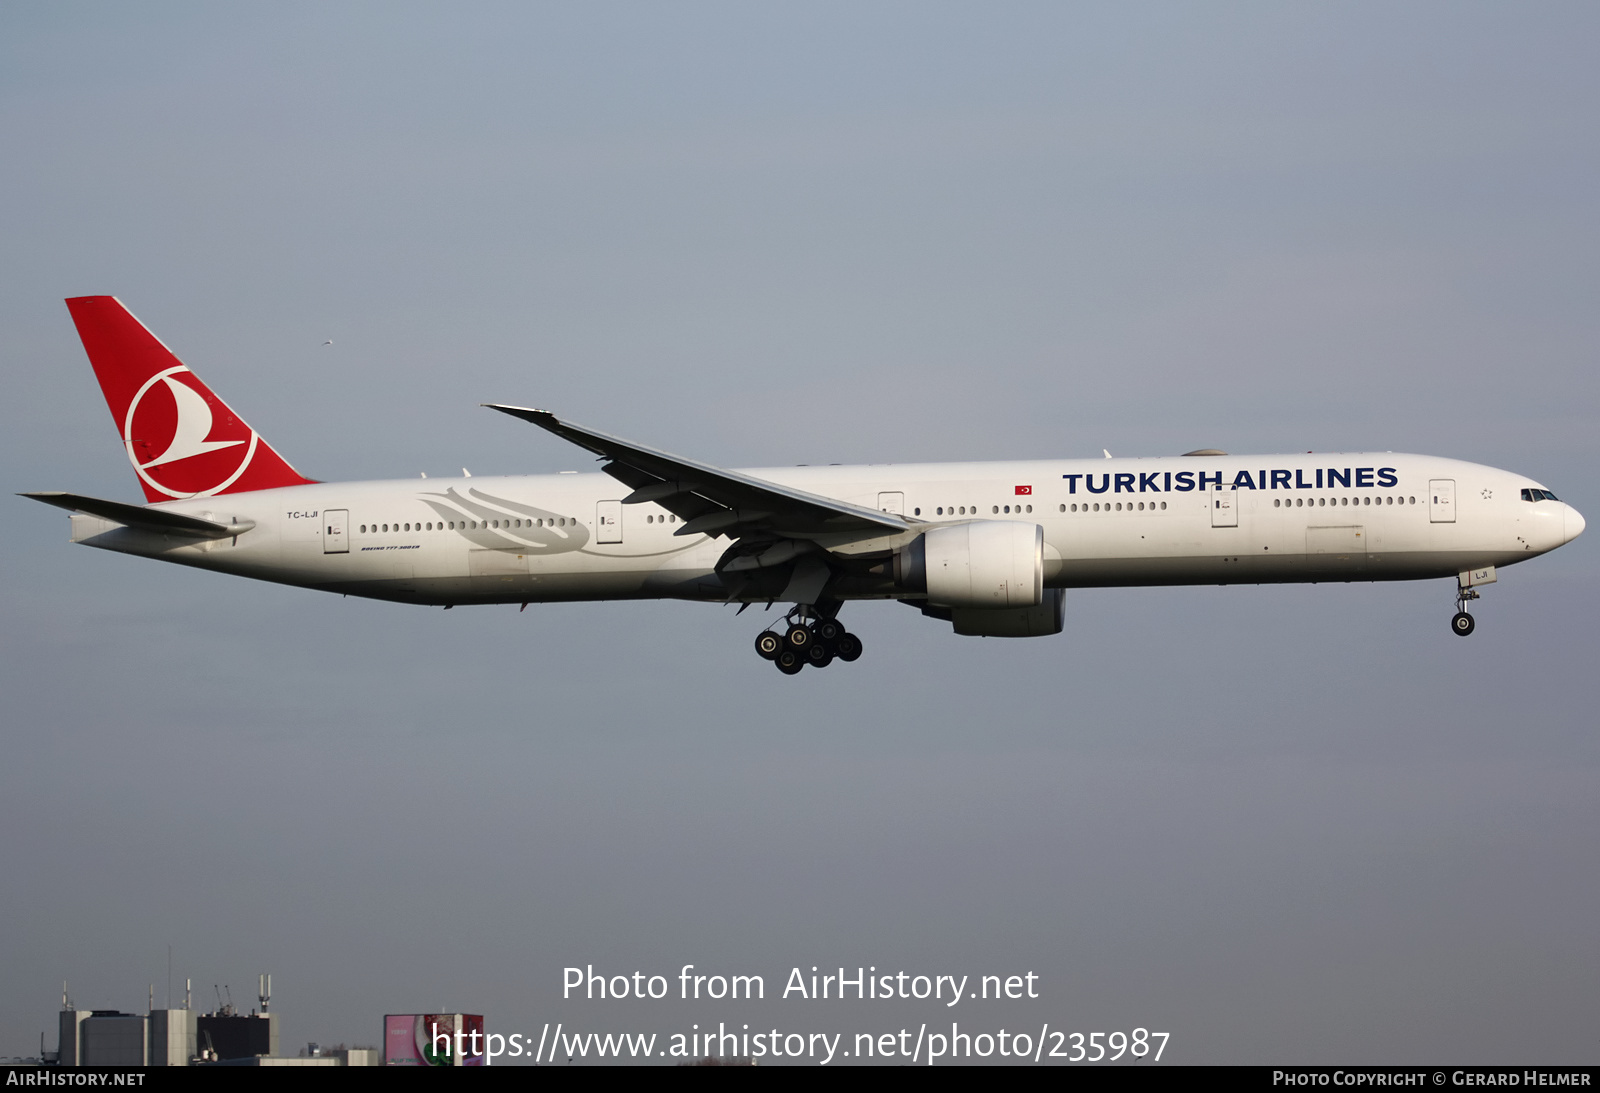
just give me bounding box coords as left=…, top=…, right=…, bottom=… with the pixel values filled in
left=1452, top=583, right=1479, bottom=637
left=755, top=606, right=863, bottom=673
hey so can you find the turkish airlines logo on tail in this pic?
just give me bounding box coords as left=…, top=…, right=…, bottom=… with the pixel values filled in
left=124, top=367, right=259, bottom=498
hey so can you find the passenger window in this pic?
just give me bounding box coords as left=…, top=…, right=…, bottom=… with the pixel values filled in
left=1160, top=502, right=1167, bottom=510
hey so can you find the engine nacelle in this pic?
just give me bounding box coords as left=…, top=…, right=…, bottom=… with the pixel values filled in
left=952, top=588, right=1065, bottom=637
left=897, top=521, right=1043, bottom=609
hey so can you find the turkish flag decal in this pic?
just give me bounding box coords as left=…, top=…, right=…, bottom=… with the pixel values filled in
left=1015, top=485, right=1032, bottom=495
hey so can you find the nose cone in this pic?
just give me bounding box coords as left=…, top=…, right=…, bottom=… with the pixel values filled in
left=1566, top=504, right=1586, bottom=545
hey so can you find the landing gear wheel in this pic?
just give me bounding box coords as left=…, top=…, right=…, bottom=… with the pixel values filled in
left=775, top=649, right=804, bottom=674
left=806, top=642, right=835, bottom=668
left=814, top=619, right=843, bottom=643
left=754, top=631, right=783, bottom=660
left=785, top=624, right=813, bottom=651
left=1452, top=611, right=1476, bottom=637
left=834, top=633, right=862, bottom=662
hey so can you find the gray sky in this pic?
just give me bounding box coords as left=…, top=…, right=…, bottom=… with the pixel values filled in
left=2, top=2, right=1596, bottom=1064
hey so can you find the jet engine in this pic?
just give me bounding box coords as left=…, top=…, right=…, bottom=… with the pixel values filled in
left=896, top=521, right=1043, bottom=609
left=949, top=588, right=1066, bottom=636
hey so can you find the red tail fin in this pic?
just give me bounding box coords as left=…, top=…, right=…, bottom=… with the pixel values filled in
left=65, top=296, right=315, bottom=501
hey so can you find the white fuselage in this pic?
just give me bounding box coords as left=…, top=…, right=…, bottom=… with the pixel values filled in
left=67, top=452, right=1582, bottom=607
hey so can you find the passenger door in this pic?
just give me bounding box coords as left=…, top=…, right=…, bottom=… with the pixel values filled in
left=1209, top=486, right=1238, bottom=528
left=596, top=499, right=623, bottom=544
left=1429, top=479, right=1456, bottom=523
left=322, top=508, right=349, bottom=553
left=878, top=491, right=905, bottom=516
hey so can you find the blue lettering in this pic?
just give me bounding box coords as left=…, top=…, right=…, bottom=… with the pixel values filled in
left=1377, top=467, right=1398, bottom=487
left=1086, top=474, right=1110, bottom=494
left=1316, top=468, right=1323, bottom=488
left=1271, top=469, right=1291, bottom=490
left=1114, top=473, right=1135, bottom=493
left=1139, top=472, right=1161, bottom=493
left=1327, top=467, right=1350, bottom=488
left=1062, top=474, right=1082, bottom=494
left=1356, top=467, right=1375, bottom=487
left=1198, top=471, right=1223, bottom=490
left=1232, top=470, right=1256, bottom=490
left=1295, top=469, right=1314, bottom=489
left=1164, top=471, right=1171, bottom=492
left=1174, top=471, right=1196, bottom=492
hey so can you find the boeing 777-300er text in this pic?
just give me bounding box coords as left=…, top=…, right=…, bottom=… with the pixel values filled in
left=25, top=297, right=1586, bottom=673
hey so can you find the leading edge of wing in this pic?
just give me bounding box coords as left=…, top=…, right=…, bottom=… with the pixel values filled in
left=482, top=404, right=910, bottom=538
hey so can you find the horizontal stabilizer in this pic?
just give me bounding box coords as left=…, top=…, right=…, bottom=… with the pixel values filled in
left=20, top=492, right=254, bottom=537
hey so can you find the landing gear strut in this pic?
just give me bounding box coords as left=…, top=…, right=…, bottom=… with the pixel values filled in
left=755, top=605, right=864, bottom=673
left=1452, top=583, right=1479, bottom=637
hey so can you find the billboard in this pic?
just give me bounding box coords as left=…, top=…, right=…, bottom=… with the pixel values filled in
left=383, top=1013, right=485, bottom=1066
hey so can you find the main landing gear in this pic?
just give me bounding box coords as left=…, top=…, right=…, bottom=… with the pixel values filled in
left=754, top=608, right=863, bottom=674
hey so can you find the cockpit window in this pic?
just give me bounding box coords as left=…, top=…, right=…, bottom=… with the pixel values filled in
left=1522, top=488, right=1560, bottom=502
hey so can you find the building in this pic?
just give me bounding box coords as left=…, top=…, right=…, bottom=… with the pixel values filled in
left=196, top=1011, right=279, bottom=1061
left=148, top=1009, right=197, bottom=1066
left=79, top=1013, right=146, bottom=1066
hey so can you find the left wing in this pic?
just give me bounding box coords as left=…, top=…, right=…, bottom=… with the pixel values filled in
left=484, top=405, right=909, bottom=540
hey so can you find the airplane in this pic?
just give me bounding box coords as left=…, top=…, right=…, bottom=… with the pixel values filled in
left=24, top=296, right=1586, bottom=674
